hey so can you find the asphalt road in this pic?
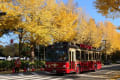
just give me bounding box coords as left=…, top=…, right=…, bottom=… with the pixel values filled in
left=0, top=64, right=120, bottom=80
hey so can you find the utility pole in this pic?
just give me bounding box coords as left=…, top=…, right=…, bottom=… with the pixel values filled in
left=102, top=40, right=107, bottom=62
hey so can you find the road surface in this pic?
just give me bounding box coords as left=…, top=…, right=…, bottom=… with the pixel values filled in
left=0, top=64, right=120, bottom=80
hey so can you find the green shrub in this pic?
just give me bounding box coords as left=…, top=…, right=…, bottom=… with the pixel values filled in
left=34, top=60, right=45, bottom=68
left=20, top=60, right=29, bottom=69
left=0, top=60, right=13, bottom=71
left=0, top=60, right=45, bottom=71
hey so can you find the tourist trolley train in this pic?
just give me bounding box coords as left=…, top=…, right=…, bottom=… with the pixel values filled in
left=45, top=42, right=102, bottom=74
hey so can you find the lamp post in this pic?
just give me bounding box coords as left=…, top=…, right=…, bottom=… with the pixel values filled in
left=102, top=40, right=107, bottom=62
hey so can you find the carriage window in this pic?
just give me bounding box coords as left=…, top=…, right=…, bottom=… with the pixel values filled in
left=94, top=53, right=96, bottom=60
left=72, top=51, right=74, bottom=61
left=89, top=53, right=92, bottom=60
left=69, top=51, right=71, bottom=61
left=96, top=53, right=98, bottom=60
left=85, top=53, right=88, bottom=60
left=97, top=53, right=100, bottom=60
left=81, top=51, right=86, bottom=60
left=96, top=52, right=98, bottom=60
left=99, top=53, right=101, bottom=60
left=93, top=52, right=95, bottom=60
left=76, top=51, right=80, bottom=61
left=97, top=53, right=99, bottom=60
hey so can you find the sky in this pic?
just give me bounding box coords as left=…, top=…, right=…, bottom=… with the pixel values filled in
left=73, top=0, right=120, bottom=27
left=0, top=33, right=18, bottom=46
left=0, top=0, right=120, bottom=46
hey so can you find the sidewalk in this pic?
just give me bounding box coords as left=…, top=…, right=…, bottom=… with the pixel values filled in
left=111, top=75, right=120, bottom=80
left=0, top=70, right=12, bottom=74
left=0, top=68, right=44, bottom=74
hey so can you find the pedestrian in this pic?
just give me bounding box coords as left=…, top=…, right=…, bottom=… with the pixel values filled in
left=26, top=62, right=30, bottom=72
left=14, top=58, right=21, bottom=73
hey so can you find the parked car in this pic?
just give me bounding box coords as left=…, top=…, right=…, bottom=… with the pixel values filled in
left=0, top=57, right=6, bottom=60
left=116, top=60, right=120, bottom=64
left=104, top=60, right=112, bottom=65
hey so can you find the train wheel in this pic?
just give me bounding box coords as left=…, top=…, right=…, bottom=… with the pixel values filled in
left=76, top=66, right=80, bottom=74
left=94, top=64, right=97, bottom=72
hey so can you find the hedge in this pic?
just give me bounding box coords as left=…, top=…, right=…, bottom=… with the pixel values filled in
left=0, top=60, right=45, bottom=71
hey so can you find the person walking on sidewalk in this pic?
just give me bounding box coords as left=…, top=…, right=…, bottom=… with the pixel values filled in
left=15, top=58, right=21, bottom=73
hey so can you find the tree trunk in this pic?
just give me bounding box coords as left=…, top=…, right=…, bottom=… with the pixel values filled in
left=31, top=46, right=35, bottom=63
left=44, top=46, right=45, bottom=61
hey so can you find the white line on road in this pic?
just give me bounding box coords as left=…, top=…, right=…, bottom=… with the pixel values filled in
left=50, top=78, right=63, bottom=80
left=79, top=74, right=108, bottom=79
left=18, top=73, right=24, bottom=76
left=31, top=72, right=39, bottom=75
left=105, top=71, right=114, bottom=74
left=40, top=76, right=52, bottom=79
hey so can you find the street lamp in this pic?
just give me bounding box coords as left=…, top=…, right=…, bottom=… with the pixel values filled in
left=102, top=40, right=107, bottom=62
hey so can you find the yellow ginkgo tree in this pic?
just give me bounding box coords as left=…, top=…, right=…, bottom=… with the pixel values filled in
left=0, top=0, right=78, bottom=62
left=99, top=21, right=120, bottom=54
left=94, top=0, right=120, bottom=18
left=73, top=17, right=102, bottom=48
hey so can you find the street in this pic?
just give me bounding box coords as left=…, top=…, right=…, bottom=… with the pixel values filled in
left=0, top=64, right=120, bottom=80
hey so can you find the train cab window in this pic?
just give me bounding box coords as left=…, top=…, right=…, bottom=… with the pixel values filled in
left=76, top=51, right=80, bottom=61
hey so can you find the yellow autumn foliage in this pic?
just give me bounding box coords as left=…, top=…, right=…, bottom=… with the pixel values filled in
left=0, top=0, right=120, bottom=55
left=0, top=0, right=78, bottom=46
left=73, top=17, right=102, bottom=48
left=99, top=21, right=120, bottom=54
left=94, top=0, right=120, bottom=18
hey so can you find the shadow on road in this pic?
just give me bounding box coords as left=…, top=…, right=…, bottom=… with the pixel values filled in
left=1, top=64, right=120, bottom=80
left=45, top=73, right=81, bottom=80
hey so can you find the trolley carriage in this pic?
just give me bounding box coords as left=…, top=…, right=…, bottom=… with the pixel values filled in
left=45, top=42, right=102, bottom=74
